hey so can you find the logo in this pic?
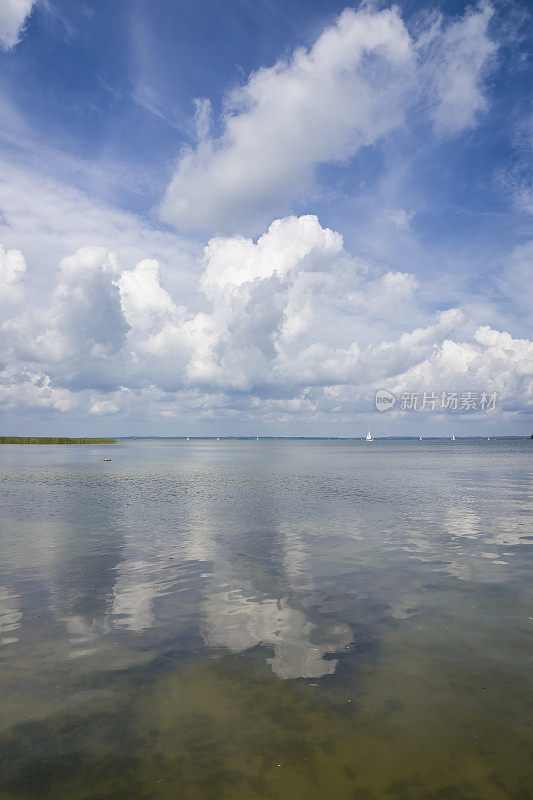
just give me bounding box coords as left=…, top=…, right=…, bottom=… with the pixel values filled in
left=375, top=389, right=396, bottom=411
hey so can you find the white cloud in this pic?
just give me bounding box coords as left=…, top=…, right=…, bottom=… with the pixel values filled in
left=390, top=325, right=533, bottom=409
left=419, top=2, right=497, bottom=136
left=0, top=244, right=26, bottom=302
left=89, top=399, right=120, bottom=416
left=3, top=246, right=129, bottom=391
left=497, top=242, right=533, bottom=317
left=386, top=208, right=415, bottom=230
left=118, top=258, right=182, bottom=335
left=347, top=270, right=419, bottom=316
left=0, top=159, right=199, bottom=308
left=160, top=6, right=414, bottom=232
left=0, top=367, right=76, bottom=412
left=201, top=215, right=343, bottom=294
left=159, top=4, right=499, bottom=233
left=1, top=213, right=530, bottom=427
left=0, top=0, right=35, bottom=50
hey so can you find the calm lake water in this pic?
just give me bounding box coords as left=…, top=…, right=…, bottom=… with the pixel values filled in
left=0, top=439, right=531, bottom=800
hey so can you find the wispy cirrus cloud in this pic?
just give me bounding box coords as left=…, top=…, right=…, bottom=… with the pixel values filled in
left=418, top=1, right=497, bottom=135
left=0, top=0, right=36, bottom=50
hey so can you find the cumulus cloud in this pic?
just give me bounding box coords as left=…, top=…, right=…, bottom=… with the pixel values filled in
left=160, top=4, right=498, bottom=233
left=3, top=246, right=128, bottom=391
left=160, top=6, right=414, bottom=232
left=390, top=325, right=533, bottom=412
left=0, top=159, right=199, bottom=308
left=0, top=0, right=35, bottom=50
left=118, top=258, right=183, bottom=335
left=0, top=244, right=26, bottom=302
left=201, top=215, right=343, bottom=295
left=0, top=367, right=76, bottom=413
left=1, top=214, right=531, bottom=426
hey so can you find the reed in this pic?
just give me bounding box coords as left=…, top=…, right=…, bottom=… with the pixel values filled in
left=0, top=437, right=117, bottom=444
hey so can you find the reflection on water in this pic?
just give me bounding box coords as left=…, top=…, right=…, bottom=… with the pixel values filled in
left=0, top=585, right=22, bottom=645
left=0, top=439, right=531, bottom=799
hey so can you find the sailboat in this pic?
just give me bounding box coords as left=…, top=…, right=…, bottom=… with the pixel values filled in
left=451, top=434, right=456, bottom=441
left=419, top=436, right=423, bottom=440
left=366, top=431, right=374, bottom=442
left=186, top=437, right=190, bottom=441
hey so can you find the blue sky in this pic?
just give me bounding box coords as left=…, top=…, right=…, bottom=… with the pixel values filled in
left=0, top=0, right=531, bottom=435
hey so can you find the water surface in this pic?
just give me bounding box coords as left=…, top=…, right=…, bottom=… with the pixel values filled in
left=0, top=439, right=531, bottom=799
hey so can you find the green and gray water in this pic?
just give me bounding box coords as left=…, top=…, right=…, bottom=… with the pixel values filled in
left=0, top=439, right=531, bottom=799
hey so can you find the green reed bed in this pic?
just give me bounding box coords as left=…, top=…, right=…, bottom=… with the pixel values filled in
left=0, top=437, right=117, bottom=444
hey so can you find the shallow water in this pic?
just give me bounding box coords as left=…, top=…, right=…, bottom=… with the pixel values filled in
left=0, top=439, right=531, bottom=799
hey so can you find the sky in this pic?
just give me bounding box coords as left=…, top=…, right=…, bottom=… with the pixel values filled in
left=0, top=0, right=531, bottom=436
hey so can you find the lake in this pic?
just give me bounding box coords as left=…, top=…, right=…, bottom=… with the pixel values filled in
left=0, top=439, right=531, bottom=799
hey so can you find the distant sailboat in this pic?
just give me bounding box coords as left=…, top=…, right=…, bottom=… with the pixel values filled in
left=451, top=434, right=456, bottom=441
left=186, top=437, right=190, bottom=441
left=419, top=436, right=423, bottom=440
left=366, top=431, right=374, bottom=442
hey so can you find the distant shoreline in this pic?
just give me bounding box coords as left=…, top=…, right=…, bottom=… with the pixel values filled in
left=117, top=436, right=530, bottom=441
left=0, top=437, right=117, bottom=444
left=1, top=436, right=529, bottom=444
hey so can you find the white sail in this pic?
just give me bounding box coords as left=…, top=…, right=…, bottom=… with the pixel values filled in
left=366, top=431, right=373, bottom=441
